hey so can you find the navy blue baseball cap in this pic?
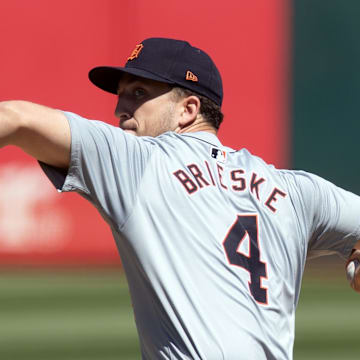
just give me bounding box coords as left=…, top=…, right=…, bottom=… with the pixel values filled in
left=89, top=38, right=223, bottom=106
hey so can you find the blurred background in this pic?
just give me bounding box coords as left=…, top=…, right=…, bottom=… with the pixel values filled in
left=0, top=0, right=359, bottom=359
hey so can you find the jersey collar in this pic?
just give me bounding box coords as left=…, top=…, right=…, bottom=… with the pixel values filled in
left=181, top=131, right=224, bottom=148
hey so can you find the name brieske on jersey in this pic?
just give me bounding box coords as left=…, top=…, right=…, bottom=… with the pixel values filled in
left=173, top=147, right=287, bottom=213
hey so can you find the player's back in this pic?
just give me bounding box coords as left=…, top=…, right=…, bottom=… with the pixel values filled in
left=41, top=114, right=360, bottom=360
left=117, top=131, right=306, bottom=360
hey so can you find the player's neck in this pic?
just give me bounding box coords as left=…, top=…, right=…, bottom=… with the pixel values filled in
left=177, top=120, right=217, bottom=135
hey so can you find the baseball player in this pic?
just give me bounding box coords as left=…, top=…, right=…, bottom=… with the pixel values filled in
left=0, top=37, right=360, bottom=359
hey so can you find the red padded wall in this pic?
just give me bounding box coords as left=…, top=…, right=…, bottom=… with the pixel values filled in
left=0, top=0, right=289, bottom=265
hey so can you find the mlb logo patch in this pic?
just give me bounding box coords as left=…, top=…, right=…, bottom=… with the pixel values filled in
left=211, top=147, right=227, bottom=163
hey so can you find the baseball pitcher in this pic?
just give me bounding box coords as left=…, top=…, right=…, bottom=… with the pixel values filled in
left=0, top=38, right=359, bottom=359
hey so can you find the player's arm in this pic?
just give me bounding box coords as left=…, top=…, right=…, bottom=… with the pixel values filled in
left=0, top=100, right=70, bottom=169
left=346, top=240, right=360, bottom=293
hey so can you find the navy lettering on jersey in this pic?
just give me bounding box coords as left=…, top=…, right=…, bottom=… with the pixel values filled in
left=231, top=169, right=246, bottom=191
left=187, top=164, right=210, bottom=188
left=250, top=173, right=266, bottom=200
left=217, top=163, right=228, bottom=189
left=173, top=170, right=198, bottom=194
left=173, top=163, right=287, bottom=214
left=205, top=161, right=216, bottom=186
left=223, top=214, right=268, bottom=305
left=265, top=188, right=287, bottom=212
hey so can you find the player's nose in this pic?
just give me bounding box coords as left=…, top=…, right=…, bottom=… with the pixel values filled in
left=114, top=96, right=132, bottom=120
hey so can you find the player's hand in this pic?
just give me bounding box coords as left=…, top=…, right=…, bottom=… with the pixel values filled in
left=346, top=249, right=360, bottom=293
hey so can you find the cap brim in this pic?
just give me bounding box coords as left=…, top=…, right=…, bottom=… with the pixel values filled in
left=88, top=66, right=175, bottom=95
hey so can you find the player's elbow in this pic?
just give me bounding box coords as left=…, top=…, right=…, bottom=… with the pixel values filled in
left=0, top=100, right=27, bottom=147
left=0, top=100, right=44, bottom=147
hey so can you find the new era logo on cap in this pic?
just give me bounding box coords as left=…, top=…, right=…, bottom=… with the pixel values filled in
left=186, top=71, right=198, bottom=82
left=89, top=38, right=223, bottom=106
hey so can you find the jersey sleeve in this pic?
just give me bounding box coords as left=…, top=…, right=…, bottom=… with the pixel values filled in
left=39, top=111, right=154, bottom=229
left=287, top=171, right=360, bottom=260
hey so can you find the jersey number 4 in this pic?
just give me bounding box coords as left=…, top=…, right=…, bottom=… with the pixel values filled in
left=223, top=214, right=268, bottom=305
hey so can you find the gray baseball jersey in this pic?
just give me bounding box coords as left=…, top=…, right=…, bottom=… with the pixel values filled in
left=40, top=112, right=360, bottom=360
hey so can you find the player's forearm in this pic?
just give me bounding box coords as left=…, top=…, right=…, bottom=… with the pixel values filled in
left=0, top=100, right=71, bottom=169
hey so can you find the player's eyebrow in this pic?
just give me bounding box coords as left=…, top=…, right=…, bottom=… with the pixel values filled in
left=116, top=75, right=159, bottom=95
left=116, top=79, right=144, bottom=96
left=117, top=77, right=171, bottom=96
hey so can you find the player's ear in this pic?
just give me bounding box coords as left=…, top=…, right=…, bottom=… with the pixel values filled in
left=178, top=95, right=201, bottom=129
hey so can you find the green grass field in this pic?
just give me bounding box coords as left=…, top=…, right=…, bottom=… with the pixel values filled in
left=294, top=260, right=360, bottom=360
left=0, top=262, right=358, bottom=360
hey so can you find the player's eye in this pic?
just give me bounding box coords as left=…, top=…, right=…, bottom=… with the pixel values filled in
left=133, top=88, right=146, bottom=98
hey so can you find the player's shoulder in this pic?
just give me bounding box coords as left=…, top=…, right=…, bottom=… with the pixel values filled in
left=150, top=131, right=226, bottom=156
left=230, top=149, right=327, bottom=197
left=156, top=131, right=221, bottom=145
left=154, top=131, right=276, bottom=169
left=275, top=168, right=327, bottom=192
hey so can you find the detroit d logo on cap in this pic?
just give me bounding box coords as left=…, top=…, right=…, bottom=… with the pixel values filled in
left=127, top=43, right=144, bottom=61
